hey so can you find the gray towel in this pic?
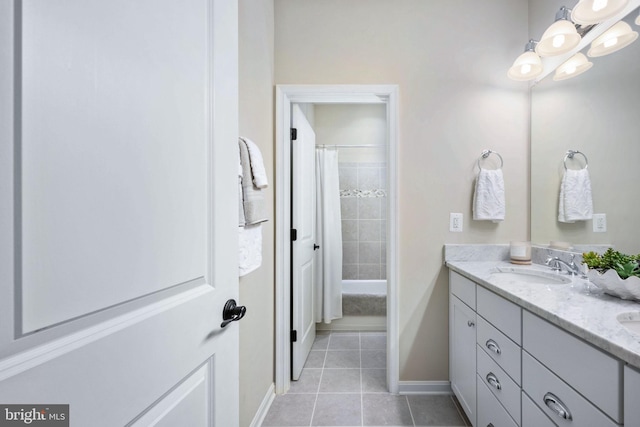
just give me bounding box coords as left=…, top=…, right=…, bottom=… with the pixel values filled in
left=239, top=138, right=268, bottom=225
left=239, top=174, right=246, bottom=226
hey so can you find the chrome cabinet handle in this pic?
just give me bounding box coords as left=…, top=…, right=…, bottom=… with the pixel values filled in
left=486, top=372, right=502, bottom=390
left=485, top=339, right=502, bottom=355
left=543, top=392, right=572, bottom=420
left=467, top=320, right=475, bottom=327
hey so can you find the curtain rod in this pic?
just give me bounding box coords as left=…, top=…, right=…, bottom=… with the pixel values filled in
left=316, top=144, right=385, bottom=148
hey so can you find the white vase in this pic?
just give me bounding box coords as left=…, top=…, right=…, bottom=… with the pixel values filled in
left=587, top=269, right=640, bottom=301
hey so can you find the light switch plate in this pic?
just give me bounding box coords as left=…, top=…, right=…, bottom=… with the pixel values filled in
left=593, top=213, right=606, bottom=232
left=450, top=213, right=463, bottom=232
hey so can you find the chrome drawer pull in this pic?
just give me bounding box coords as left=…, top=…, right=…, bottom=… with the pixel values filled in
left=543, top=392, right=573, bottom=421
left=467, top=320, right=475, bottom=327
left=485, top=339, right=502, bottom=355
left=486, top=372, right=502, bottom=390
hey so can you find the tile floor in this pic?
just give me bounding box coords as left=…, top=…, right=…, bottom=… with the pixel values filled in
left=262, top=331, right=470, bottom=427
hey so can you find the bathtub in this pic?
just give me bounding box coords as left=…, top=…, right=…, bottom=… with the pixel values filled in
left=317, top=279, right=387, bottom=332
left=341, top=279, right=387, bottom=296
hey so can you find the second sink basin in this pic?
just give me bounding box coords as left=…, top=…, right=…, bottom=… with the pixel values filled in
left=489, top=267, right=573, bottom=285
left=617, top=312, right=640, bottom=335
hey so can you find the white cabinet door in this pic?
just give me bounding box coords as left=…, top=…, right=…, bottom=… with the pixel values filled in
left=291, top=104, right=317, bottom=380
left=450, top=294, right=477, bottom=425
left=625, top=365, right=640, bottom=427
left=0, top=1, right=239, bottom=425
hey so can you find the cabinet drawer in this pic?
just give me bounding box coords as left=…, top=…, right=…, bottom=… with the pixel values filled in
left=522, top=391, right=556, bottom=427
left=523, top=351, right=618, bottom=427
left=477, top=316, right=521, bottom=385
left=477, top=346, right=521, bottom=422
left=477, top=377, right=518, bottom=427
left=450, top=271, right=476, bottom=309
left=522, top=311, right=622, bottom=422
left=477, top=286, right=521, bottom=344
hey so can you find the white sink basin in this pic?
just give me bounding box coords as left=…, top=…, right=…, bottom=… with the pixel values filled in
left=489, top=267, right=573, bottom=285
left=617, top=312, right=640, bottom=335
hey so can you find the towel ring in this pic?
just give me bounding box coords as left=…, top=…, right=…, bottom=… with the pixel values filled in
left=477, top=150, right=503, bottom=170
left=563, top=150, right=588, bottom=170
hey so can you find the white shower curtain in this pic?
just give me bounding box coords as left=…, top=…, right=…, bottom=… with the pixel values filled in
left=315, top=147, right=343, bottom=323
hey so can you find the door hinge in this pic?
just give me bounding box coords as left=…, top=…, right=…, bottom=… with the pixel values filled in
left=291, top=128, right=297, bottom=141
left=291, top=229, right=297, bottom=241
left=291, top=330, right=297, bottom=342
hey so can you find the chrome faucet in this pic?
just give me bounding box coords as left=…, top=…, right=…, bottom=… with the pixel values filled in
left=545, top=253, right=580, bottom=276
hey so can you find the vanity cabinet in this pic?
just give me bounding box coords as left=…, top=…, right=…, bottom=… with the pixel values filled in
left=449, top=272, right=477, bottom=424
left=449, top=268, right=631, bottom=427
left=477, top=378, right=517, bottom=427
left=522, top=311, right=622, bottom=425
left=625, top=365, right=640, bottom=427
left=449, top=272, right=523, bottom=426
left=475, top=285, right=522, bottom=427
left=521, top=392, right=556, bottom=427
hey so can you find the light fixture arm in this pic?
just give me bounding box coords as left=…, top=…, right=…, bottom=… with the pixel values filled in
left=524, top=39, right=538, bottom=52
left=555, top=6, right=573, bottom=22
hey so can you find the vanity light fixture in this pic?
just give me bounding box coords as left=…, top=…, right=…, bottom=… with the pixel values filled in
left=508, top=40, right=543, bottom=81
left=536, top=7, right=582, bottom=57
left=587, top=20, right=638, bottom=56
left=553, top=52, right=594, bottom=80
left=571, top=0, right=630, bottom=25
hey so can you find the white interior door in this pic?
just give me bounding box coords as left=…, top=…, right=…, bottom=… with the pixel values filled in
left=0, top=1, right=240, bottom=426
left=291, top=105, right=317, bottom=381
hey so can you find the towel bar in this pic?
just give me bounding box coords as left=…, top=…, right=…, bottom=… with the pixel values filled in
left=477, top=149, right=504, bottom=170
left=563, top=150, right=588, bottom=170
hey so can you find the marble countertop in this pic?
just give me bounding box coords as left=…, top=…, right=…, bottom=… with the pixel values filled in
left=446, top=260, right=640, bottom=370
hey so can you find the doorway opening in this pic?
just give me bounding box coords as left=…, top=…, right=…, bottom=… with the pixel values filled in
left=274, top=85, right=399, bottom=394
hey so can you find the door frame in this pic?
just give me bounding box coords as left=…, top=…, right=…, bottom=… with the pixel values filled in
left=274, top=84, right=399, bottom=394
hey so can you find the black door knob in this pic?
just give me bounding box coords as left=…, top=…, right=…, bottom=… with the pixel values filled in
left=221, top=299, right=246, bottom=328
left=313, top=244, right=320, bottom=250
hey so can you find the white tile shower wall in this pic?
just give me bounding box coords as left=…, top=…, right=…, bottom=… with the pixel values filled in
left=340, top=162, right=387, bottom=280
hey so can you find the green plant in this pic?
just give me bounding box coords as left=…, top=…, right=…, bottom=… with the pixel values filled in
left=615, top=261, right=640, bottom=279
left=583, top=248, right=640, bottom=279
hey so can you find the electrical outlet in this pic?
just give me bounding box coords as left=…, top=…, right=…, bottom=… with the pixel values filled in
left=450, top=213, right=463, bottom=232
left=593, top=213, right=607, bottom=232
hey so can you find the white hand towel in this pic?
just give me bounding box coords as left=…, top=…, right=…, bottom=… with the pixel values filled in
left=239, top=224, right=262, bottom=276
left=240, top=137, right=269, bottom=188
left=473, top=168, right=506, bottom=222
left=558, top=168, right=593, bottom=223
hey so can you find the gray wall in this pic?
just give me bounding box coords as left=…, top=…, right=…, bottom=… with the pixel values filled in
left=238, top=0, right=275, bottom=425
left=275, top=0, right=530, bottom=382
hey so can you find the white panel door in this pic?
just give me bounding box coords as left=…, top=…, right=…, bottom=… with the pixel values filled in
left=291, top=105, right=316, bottom=381
left=0, top=0, right=240, bottom=425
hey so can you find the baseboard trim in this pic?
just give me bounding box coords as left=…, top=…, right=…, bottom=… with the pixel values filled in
left=249, top=383, right=275, bottom=427
left=397, top=381, right=452, bottom=395
left=315, top=315, right=387, bottom=332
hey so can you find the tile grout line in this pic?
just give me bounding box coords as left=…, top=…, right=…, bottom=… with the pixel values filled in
left=309, top=333, right=331, bottom=427
left=404, top=395, right=417, bottom=427
left=359, top=332, right=364, bottom=427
